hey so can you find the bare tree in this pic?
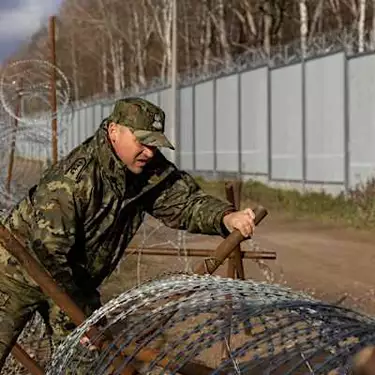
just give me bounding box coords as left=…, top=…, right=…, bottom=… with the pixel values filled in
left=299, top=0, right=308, bottom=57
left=307, top=0, right=324, bottom=43
left=145, top=0, right=173, bottom=83
left=358, top=0, right=367, bottom=52
left=234, top=0, right=259, bottom=42
left=4, top=0, right=374, bottom=105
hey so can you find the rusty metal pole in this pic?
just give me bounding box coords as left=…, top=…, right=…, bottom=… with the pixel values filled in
left=49, top=15, right=58, bottom=165
left=126, top=246, right=276, bottom=259
left=6, top=83, right=22, bottom=196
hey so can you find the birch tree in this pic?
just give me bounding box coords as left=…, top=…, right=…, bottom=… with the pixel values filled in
left=57, top=0, right=114, bottom=98
left=299, top=0, right=308, bottom=57
left=233, top=0, right=258, bottom=45
left=183, top=0, right=213, bottom=74
left=210, top=0, right=233, bottom=67
left=258, top=0, right=288, bottom=56
left=328, top=0, right=344, bottom=30
left=358, top=0, right=367, bottom=52
left=146, top=0, right=173, bottom=83
left=95, top=0, right=123, bottom=93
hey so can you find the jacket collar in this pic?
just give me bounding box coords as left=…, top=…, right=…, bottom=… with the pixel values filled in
left=95, top=127, right=127, bottom=195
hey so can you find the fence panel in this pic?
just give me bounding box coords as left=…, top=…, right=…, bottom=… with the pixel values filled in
left=216, top=74, right=239, bottom=173
left=102, top=103, right=113, bottom=118
left=240, top=67, right=269, bottom=176
left=84, top=105, right=95, bottom=141
left=159, top=88, right=174, bottom=161
left=194, top=81, right=214, bottom=171
left=93, top=103, right=102, bottom=133
left=78, top=107, right=86, bottom=145
left=305, top=53, right=345, bottom=184
left=144, top=92, right=159, bottom=105
left=179, top=86, right=194, bottom=170
left=270, top=63, right=303, bottom=181
left=72, top=107, right=81, bottom=149
left=348, top=53, right=375, bottom=188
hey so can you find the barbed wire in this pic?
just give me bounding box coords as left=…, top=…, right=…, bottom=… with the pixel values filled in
left=0, top=59, right=71, bottom=125
left=66, top=25, right=375, bottom=112
left=46, top=274, right=374, bottom=374
left=0, top=26, right=372, bottom=134
left=0, top=59, right=73, bottom=211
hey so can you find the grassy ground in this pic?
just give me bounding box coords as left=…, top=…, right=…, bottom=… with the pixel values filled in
left=194, top=176, right=375, bottom=230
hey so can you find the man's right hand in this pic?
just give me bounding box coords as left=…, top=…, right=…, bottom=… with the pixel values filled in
left=79, top=334, right=98, bottom=351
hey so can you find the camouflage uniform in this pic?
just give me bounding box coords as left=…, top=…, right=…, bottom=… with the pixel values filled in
left=0, top=97, right=236, bottom=368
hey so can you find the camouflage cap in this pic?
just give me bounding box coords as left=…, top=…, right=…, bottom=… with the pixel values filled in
left=107, top=97, right=174, bottom=150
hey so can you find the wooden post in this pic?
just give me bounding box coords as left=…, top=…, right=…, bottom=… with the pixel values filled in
left=221, top=180, right=246, bottom=359
left=49, top=15, right=58, bottom=165
left=224, top=180, right=245, bottom=279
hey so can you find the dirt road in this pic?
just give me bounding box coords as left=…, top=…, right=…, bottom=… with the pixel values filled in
left=250, top=214, right=375, bottom=314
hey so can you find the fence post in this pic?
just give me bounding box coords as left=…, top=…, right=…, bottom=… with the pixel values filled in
left=220, top=179, right=246, bottom=360
left=213, top=78, right=217, bottom=179
left=343, top=53, right=350, bottom=193
left=301, top=56, right=307, bottom=191
left=237, top=72, right=242, bottom=179
left=192, top=84, right=196, bottom=173
left=267, top=65, right=272, bottom=182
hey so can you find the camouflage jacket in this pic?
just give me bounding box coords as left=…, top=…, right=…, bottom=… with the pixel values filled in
left=1, top=126, right=235, bottom=300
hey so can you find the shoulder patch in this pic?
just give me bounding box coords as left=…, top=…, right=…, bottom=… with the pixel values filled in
left=66, top=158, right=87, bottom=181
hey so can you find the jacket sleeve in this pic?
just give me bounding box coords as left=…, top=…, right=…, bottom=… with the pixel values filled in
left=28, top=175, right=86, bottom=302
left=145, top=169, right=236, bottom=237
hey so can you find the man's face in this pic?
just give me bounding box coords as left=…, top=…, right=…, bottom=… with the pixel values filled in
left=107, top=122, right=157, bottom=174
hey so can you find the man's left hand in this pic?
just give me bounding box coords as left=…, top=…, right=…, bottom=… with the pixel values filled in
left=222, top=208, right=256, bottom=238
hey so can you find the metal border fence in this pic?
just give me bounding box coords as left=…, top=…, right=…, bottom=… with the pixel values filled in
left=4, top=43, right=375, bottom=196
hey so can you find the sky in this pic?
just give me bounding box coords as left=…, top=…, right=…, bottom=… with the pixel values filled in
left=0, top=0, right=64, bottom=63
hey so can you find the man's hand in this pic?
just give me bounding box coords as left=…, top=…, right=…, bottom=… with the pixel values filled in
left=80, top=335, right=98, bottom=351
left=222, top=208, right=256, bottom=238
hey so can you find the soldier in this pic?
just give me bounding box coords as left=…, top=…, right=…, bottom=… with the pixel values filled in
left=0, top=97, right=257, bottom=369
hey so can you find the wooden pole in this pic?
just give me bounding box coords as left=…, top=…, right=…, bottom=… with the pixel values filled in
left=49, top=15, right=58, bottom=165
left=221, top=180, right=245, bottom=359
left=11, top=344, right=44, bottom=375
left=126, top=246, right=276, bottom=259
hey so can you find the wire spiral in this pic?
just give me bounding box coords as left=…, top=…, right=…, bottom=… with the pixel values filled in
left=46, top=274, right=374, bottom=374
